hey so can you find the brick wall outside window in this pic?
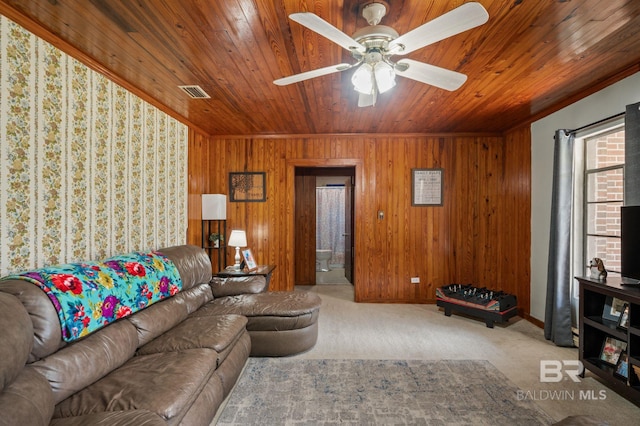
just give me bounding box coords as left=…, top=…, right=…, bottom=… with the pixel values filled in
left=586, top=130, right=625, bottom=274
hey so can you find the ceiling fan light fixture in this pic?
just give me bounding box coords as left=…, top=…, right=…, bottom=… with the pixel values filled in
left=374, top=61, right=395, bottom=93
left=278, top=3, right=489, bottom=106
left=351, top=61, right=396, bottom=97
left=352, top=63, right=374, bottom=94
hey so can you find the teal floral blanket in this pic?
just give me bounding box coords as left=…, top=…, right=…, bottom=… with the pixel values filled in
left=3, top=251, right=182, bottom=342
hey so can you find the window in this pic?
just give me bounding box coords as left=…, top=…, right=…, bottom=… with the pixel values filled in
left=573, top=121, right=625, bottom=279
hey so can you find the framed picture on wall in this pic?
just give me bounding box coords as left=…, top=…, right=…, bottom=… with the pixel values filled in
left=241, top=248, right=258, bottom=271
left=411, top=168, right=443, bottom=206
left=229, top=172, right=266, bottom=202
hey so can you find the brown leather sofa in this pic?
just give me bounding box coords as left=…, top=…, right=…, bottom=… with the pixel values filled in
left=0, top=244, right=321, bottom=425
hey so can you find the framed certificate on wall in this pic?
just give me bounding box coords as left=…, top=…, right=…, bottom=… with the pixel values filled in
left=412, top=168, right=443, bottom=206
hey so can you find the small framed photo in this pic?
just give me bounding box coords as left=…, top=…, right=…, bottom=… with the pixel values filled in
left=617, top=303, right=630, bottom=330
left=603, top=296, right=626, bottom=322
left=632, top=364, right=640, bottom=384
left=615, top=352, right=629, bottom=379
left=229, top=172, right=266, bottom=202
left=600, top=336, right=627, bottom=365
left=241, top=248, right=258, bottom=271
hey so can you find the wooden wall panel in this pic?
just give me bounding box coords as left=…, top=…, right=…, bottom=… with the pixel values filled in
left=501, top=126, right=532, bottom=314
left=186, top=129, right=210, bottom=246
left=188, top=131, right=532, bottom=315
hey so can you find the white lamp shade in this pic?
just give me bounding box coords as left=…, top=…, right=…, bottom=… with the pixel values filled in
left=374, top=62, right=396, bottom=93
left=202, top=194, right=226, bottom=220
left=227, top=230, right=247, bottom=247
left=352, top=62, right=396, bottom=95
left=352, top=63, right=374, bottom=95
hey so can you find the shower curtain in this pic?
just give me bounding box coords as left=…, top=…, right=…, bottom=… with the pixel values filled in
left=316, top=187, right=345, bottom=266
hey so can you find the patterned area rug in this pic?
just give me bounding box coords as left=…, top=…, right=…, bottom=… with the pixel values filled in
left=216, top=359, right=554, bottom=425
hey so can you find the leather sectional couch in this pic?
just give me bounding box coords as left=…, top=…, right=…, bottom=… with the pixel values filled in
left=0, top=244, right=321, bottom=425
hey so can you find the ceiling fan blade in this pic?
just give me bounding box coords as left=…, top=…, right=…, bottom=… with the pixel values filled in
left=289, top=13, right=365, bottom=53
left=390, top=2, right=488, bottom=55
left=395, top=59, right=467, bottom=91
left=274, top=63, right=353, bottom=86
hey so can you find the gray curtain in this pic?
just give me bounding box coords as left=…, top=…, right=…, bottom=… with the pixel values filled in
left=544, top=129, right=575, bottom=346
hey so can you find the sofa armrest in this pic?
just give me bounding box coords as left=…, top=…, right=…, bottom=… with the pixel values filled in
left=210, top=276, right=268, bottom=297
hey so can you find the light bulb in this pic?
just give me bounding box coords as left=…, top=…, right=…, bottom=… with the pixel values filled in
left=352, top=63, right=374, bottom=95
left=374, top=62, right=396, bottom=93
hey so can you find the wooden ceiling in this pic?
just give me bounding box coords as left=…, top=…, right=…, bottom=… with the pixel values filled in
left=1, top=0, right=640, bottom=136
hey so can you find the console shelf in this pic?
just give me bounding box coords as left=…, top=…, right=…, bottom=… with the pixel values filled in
left=577, top=276, right=640, bottom=405
left=202, top=219, right=226, bottom=271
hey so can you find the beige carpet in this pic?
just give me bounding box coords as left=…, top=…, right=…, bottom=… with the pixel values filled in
left=216, top=284, right=640, bottom=425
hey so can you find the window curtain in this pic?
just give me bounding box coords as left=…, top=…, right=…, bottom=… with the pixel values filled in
left=544, top=130, right=576, bottom=346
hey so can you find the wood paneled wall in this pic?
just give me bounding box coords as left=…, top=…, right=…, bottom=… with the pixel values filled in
left=188, top=128, right=532, bottom=314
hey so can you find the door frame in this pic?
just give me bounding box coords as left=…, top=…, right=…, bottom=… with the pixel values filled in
left=287, top=159, right=362, bottom=292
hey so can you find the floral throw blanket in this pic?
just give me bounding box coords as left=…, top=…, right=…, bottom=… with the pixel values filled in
left=3, top=251, right=182, bottom=342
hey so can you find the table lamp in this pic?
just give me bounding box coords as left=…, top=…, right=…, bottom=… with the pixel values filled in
left=227, top=230, right=247, bottom=270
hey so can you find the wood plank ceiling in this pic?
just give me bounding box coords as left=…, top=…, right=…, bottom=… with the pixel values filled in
left=2, top=0, right=640, bottom=136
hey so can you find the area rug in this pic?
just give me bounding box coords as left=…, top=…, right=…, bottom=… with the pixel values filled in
left=215, top=359, right=554, bottom=425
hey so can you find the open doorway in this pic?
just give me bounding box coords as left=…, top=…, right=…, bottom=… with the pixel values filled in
left=294, top=167, right=355, bottom=286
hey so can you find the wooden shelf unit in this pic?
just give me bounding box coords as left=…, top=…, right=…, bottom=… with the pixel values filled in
left=577, top=276, right=640, bottom=405
left=202, top=219, right=226, bottom=272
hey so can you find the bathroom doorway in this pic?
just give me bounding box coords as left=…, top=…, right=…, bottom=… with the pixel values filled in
left=294, top=167, right=355, bottom=286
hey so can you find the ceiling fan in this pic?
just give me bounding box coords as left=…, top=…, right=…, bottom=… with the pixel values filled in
left=274, top=2, right=489, bottom=107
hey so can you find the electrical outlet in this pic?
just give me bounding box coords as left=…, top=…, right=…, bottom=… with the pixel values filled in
left=410, top=277, right=420, bottom=284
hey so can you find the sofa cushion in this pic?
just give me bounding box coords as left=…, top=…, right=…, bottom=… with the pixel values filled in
left=31, top=319, right=139, bottom=404
left=209, top=275, right=268, bottom=297
left=127, top=283, right=212, bottom=347
left=208, top=291, right=321, bottom=317
left=0, top=366, right=54, bottom=426
left=178, top=282, right=214, bottom=315
left=137, top=314, right=247, bottom=366
left=195, top=291, right=322, bottom=331
left=0, top=279, right=64, bottom=362
left=158, top=244, right=212, bottom=291
left=0, top=292, right=33, bottom=388
left=53, top=349, right=219, bottom=424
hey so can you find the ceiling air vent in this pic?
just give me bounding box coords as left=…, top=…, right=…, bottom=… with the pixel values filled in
left=179, top=85, right=210, bottom=99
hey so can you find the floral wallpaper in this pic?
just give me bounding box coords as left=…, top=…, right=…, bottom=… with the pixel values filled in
left=0, top=16, right=188, bottom=276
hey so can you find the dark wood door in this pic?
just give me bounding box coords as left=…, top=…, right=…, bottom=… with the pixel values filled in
left=344, top=175, right=354, bottom=283
left=294, top=174, right=317, bottom=285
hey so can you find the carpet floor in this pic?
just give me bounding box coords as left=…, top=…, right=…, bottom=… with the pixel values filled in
left=216, top=358, right=554, bottom=425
